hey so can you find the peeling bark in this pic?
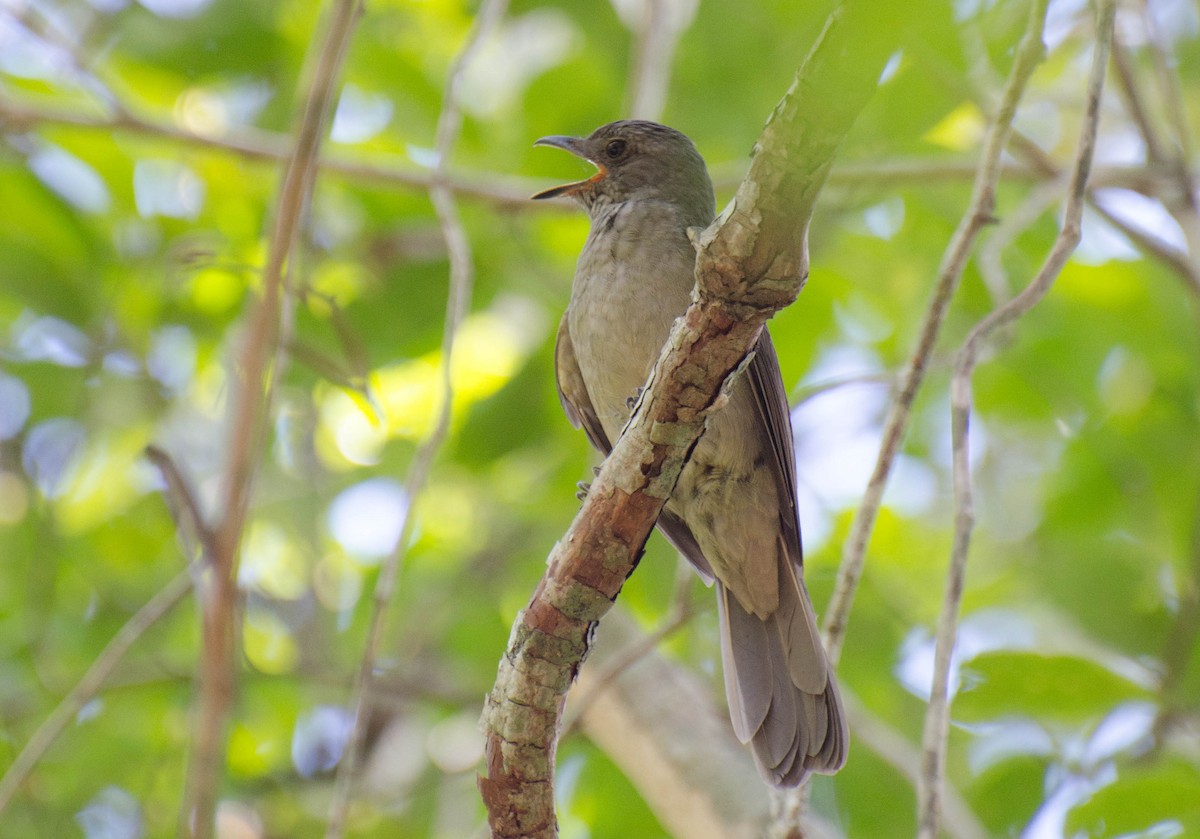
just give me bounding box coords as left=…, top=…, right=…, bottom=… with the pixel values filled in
left=480, top=2, right=920, bottom=835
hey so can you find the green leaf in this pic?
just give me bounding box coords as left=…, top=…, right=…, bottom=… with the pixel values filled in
left=955, top=652, right=1149, bottom=722
left=1066, top=760, right=1200, bottom=838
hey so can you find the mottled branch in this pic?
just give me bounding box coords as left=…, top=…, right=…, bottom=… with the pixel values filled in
left=479, top=2, right=918, bottom=835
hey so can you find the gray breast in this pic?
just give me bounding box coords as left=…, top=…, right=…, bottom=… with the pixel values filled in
left=568, top=200, right=696, bottom=441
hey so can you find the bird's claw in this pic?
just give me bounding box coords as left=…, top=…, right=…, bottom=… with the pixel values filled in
left=576, top=466, right=601, bottom=500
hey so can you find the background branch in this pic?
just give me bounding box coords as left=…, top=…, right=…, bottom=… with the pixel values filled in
left=2, top=98, right=1176, bottom=212
left=324, top=1, right=509, bottom=834
left=180, top=2, right=362, bottom=836
left=571, top=609, right=770, bottom=839
left=624, top=0, right=695, bottom=121
left=0, top=569, right=193, bottom=814
left=919, top=4, right=1115, bottom=837
left=822, top=0, right=1052, bottom=666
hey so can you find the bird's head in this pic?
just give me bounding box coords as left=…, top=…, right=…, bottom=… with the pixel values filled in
left=532, top=120, right=714, bottom=227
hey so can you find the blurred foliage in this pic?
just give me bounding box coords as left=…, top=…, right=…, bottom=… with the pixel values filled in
left=2, top=0, right=1200, bottom=837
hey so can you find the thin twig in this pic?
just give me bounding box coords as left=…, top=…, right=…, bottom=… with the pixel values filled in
left=790, top=370, right=897, bottom=406
left=840, top=690, right=988, bottom=839
left=1137, top=0, right=1200, bottom=275
left=0, top=447, right=203, bottom=815
left=0, top=97, right=545, bottom=208
left=1141, top=0, right=1194, bottom=170
left=1110, top=38, right=1165, bottom=165
left=821, top=0, right=1053, bottom=667
left=824, top=158, right=1164, bottom=192
left=625, top=0, right=694, bottom=121
left=4, top=1, right=120, bottom=112
left=144, top=445, right=214, bottom=562
left=977, top=179, right=1064, bottom=306
left=917, top=4, right=1114, bottom=838
left=179, top=3, right=362, bottom=838
left=1089, top=197, right=1200, bottom=293
left=0, top=569, right=194, bottom=815
left=323, top=2, right=508, bottom=835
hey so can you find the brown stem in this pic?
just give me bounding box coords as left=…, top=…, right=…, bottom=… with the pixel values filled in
left=323, top=1, right=509, bottom=834
left=179, top=2, right=363, bottom=837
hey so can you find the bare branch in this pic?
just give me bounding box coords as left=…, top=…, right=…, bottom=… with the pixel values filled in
left=1110, top=37, right=1166, bottom=165
left=1, top=96, right=1180, bottom=212
left=0, top=97, right=549, bottom=208
left=3, top=1, right=121, bottom=112
left=1141, top=0, right=1195, bottom=169
left=840, top=690, right=988, bottom=839
left=918, top=4, right=1115, bottom=838
left=1089, top=197, right=1200, bottom=293
left=324, top=1, right=509, bottom=834
left=624, top=0, right=695, bottom=121
left=822, top=0, right=1053, bottom=666
left=1137, top=0, right=1200, bottom=280
left=144, top=445, right=214, bottom=563
left=791, top=370, right=897, bottom=407
left=180, top=2, right=363, bottom=837
left=977, top=179, right=1064, bottom=305
left=0, top=570, right=193, bottom=815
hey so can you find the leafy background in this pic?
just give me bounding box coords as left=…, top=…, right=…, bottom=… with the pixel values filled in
left=1, top=0, right=1199, bottom=837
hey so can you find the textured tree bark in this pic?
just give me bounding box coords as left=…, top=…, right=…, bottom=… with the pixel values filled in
left=479, top=2, right=920, bottom=836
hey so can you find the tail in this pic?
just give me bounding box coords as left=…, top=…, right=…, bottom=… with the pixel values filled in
left=717, top=556, right=847, bottom=787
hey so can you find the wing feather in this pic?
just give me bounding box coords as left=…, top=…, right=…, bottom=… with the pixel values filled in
left=555, top=314, right=714, bottom=581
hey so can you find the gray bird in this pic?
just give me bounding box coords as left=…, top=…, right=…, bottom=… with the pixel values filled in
left=534, top=119, right=847, bottom=786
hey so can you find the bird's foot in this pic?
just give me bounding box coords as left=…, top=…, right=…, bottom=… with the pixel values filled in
left=576, top=466, right=602, bottom=500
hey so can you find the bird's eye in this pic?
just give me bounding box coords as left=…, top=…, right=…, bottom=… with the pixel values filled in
left=605, top=139, right=627, bottom=159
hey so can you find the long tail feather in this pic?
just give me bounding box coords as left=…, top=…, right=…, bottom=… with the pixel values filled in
left=717, top=568, right=847, bottom=787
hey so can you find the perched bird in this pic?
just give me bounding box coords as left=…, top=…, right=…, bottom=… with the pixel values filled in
left=534, top=119, right=847, bottom=786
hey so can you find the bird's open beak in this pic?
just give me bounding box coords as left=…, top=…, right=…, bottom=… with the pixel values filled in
left=532, top=135, right=606, bottom=200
